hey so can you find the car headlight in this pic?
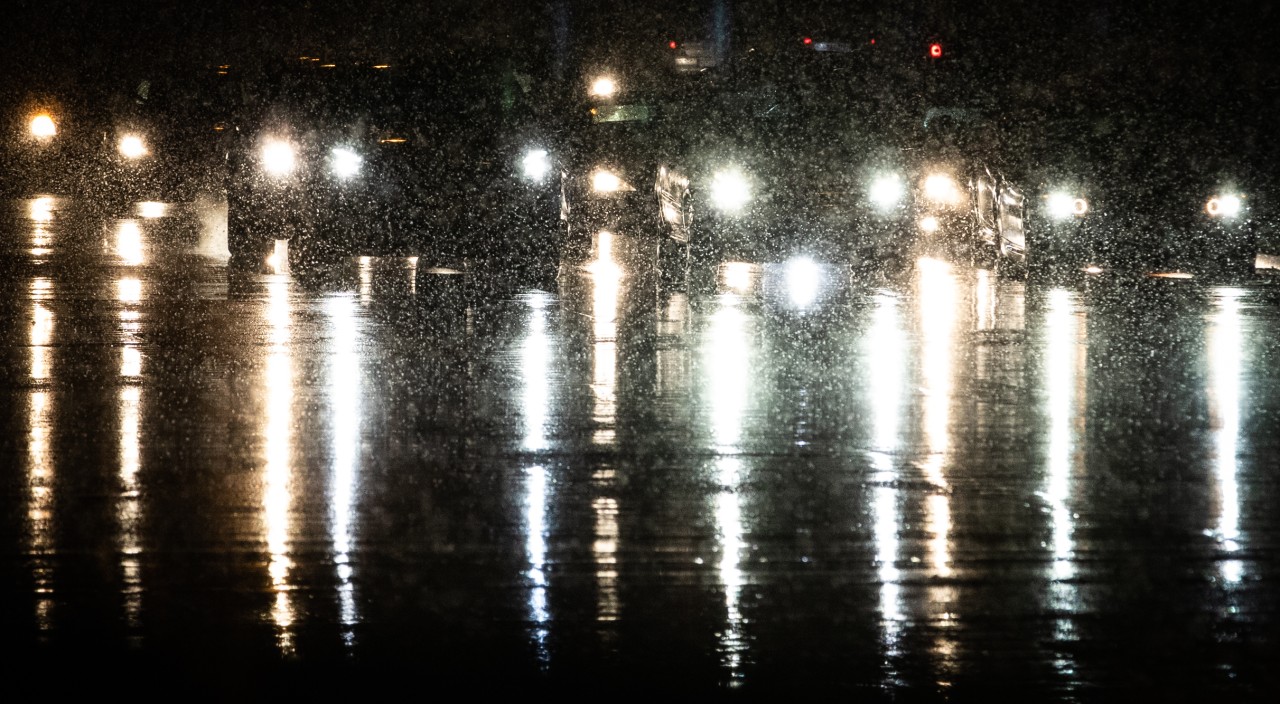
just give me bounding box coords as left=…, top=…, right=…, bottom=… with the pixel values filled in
left=709, top=168, right=751, bottom=213
left=591, top=169, right=633, bottom=194
left=118, top=134, right=148, bottom=159
left=1206, top=194, right=1242, bottom=218
left=261, top=140, right=297, bottom=177
left=522, top=149, right=551, bottom=181
left=30, top=114, right=57, bottom=139
left=590, top=76, right=617, bottom=98
left=330, top=147, right=362, bottom=179
left=1046, top=192, right=1089, bottom=220
left=922, top=173, right=963, bottom=206
left=869, top=174, right=904, bottom=211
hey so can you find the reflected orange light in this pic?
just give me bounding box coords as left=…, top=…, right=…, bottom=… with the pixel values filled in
left=30, top=197, right=55, bottom=222
left=116, top=221, right=144, bottom=265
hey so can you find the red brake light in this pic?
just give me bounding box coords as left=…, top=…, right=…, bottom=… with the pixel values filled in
left=803, top=37, right=813, bottom=45
left=929, top=43, right=943, bottom=58
left=669, top=41, right=677, bottom=49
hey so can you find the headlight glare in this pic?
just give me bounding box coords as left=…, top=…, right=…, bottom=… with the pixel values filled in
left=330, top=147, right=362, bottom=179
left=1206, top=194, right=1242, bottom=218
left=923, top=173, right=962, bottom=205
left=709, top=168, right=751, bottom=213
left=1047, top=192, right=1088, bottom=220
left=869, top=174, right=904, bottom=211
left=522, top=149, right=550, bottom=181
left=591, top=169, right=632, bottom=194
left=118, top=135, right=148, bottom=159
left=261, top=140, right=297, bottom=177
left=30, top=114, right=57, bottom=138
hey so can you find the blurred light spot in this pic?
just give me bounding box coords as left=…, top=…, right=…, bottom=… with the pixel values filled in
left=30, top=114, right=56, bottom=138
left=138, top=202, right=167, bottom=219
left=116, top=221, right=144, bottom=265
left=785, top=257, right=822, bottom=310
left=720, top=262, right=756, bottom=293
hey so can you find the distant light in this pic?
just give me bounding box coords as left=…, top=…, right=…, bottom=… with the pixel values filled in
left=930, top=42, right=943, bottom=58
left=1084, top=265, right=1104, bottom=275
left=1207, top=194, right=1242, bottom=218
left=1047, top=192, right=1088, bottom=220
left=30, top=114, right=57, bottom=138
left=138, top=202, right=167, bottom=219
left=669, top=41, right=678, bottom=49
left=592, top=169, right=625, bottom=193
left=870, top=38, right=877, bottom=45
left=869, top=174, right=904, bottom=211
left=919, top=216, right=940, bottom=233
left=372, top=64, right=390, bottom=69
left=330, top=147, right=362, bottom=179
left=590, top=76, right=617, bottom=98
left=522, top=148, right=550, bottom=181
left=261, top=140, right=296, bottom=176
left=803, top=37, right=813, bottom=45
left=923, top=173, right=962, bottom=205
left=118, top=134, right=148, bottom=159
left=379, top=137, right=408, bottom=144
left=1151, top=272, right=1195, bottom=280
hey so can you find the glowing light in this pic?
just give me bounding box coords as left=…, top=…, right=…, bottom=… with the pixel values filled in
left=869, top=174, right=904, bottom=211
left=522, top=294, right=552, bottom=451
left=1150, top=272, right=1194, bottom=280
left=522, top=149, right=550, bottom=181
left=591, top=169, right=627, bottom=193
left=1047, top=192, right=1088, bottom=220
left=709, top=168, right=750, bottom=213
left=919, top=216, right=940, bottom=234
left=327, top=295, right=362, bottom=644
left=1084, top=265, right=1104, bottom=275
left=263, top=277, right=296, bottom=654
left=923, top=173, right=962, bottom=206
left=720, top=262, right=755, bottom=293
left=261, top=140, right=297, bottom=176
left=785, top=257, right=822, bottom=310
left=803, top=37, right=813, bottom=45
left=30, top=197, right=55, bottom=222
left=1206, top=194, right=1242, bottom=218
left=266, top=239, right=288, bottom=275
left=590, top=76, right=617, bottom=98
left=30, top=114, right=56, bottom=138
left=330, top=147, right=362, bottom=179
left=118, top=135, right=148, bottom=159
left=137, top=202, right=167, bottom=219
left=669, top=40, right=678, bottom=49
left=1210, top=290, right=1243, bottom=583
left=930, top=42, right=943, bottom=58
left=116, top=221, right=144, bottom=265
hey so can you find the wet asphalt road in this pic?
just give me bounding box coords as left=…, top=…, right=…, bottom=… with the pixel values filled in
left=3, top=197, right=1280, bottom=698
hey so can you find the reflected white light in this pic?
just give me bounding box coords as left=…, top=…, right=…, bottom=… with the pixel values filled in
left=917, top=257, right=956, bottom=585
left=118, top=277, right=142, bottom=304
left=919, top=216, right=940, bottom=234
left=1044, top=289, right=1079, bottom=582
left=522, top=294, right=552, bottom=451
left=525, top=465, right=551, bottom=667
left=116, top=221, right=144, bottom=265
left=869, top=174, right=904, bottom=211
left=1210, top=289, right=1243, bottom=584
left=590, top=244, right=621, bottom=446
left=784, top=257, right=822, bottom=310
left=359, top=255, right=373, bottom=304
left=710, top=169, right=751, bottom=213
left=330, top=147, right=362, bottom=179
left=137, top=202, right=168, bottom=219
left=715, top=457, right=747, bottom=684
left=868, top=295, right=906, bottom=459
left=593, top=495, right=620, bottom=624
left=263, top=278, right=296, bottom=654
left=522, top=149, right=550, bottom=181
left=327, top=295, right=361, bottom=644
left=31, top=303, right=54, bottom=381
left=118, top=385, right=143, bottom=632
left=121, top=347, right=142, bottom=378
left=118, top=134, right=148, bottom=159
left=30, top=114, right=57, bottom=138
left=868, top=294, right=907, bottom=672
left=28, top=388, right=55, bottom=631
left=721, top=262, right=755, bottom=293
left=261, top=140, right=297, bottom=176
left=707, top=299, right=750, bottom=451
left=590, top=76, right=617, bottom=97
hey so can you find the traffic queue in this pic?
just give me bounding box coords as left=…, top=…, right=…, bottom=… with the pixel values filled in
left=1, top=36, right=1269, bottom=281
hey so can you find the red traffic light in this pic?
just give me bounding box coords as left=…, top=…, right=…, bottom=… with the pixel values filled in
left=669, top=40, right=678, bottom=49
left=803, top=36, right=813, bottom=45
left=929, top=42, right=943, bottom=58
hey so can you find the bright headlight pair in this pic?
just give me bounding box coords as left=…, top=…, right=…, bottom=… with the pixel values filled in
left=260, top=139, right=362, bottom=179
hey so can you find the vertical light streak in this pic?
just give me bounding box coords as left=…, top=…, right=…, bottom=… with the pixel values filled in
left=262, top=277, right=297, bottom=654
left=359, top=255, right=373, bottom=305
left=525, top=465, right=551, bottom=668
left=706, top=294, right=752, bottom=683
left=116, top=220, right=145, bottom=266
left=589, top=233, right=621, bottom=446
left=868, top=295, right=907, bottom=672
left=117, top=276, right=145, bottom=637
left=592, top=495, right=621, bottom=627
left=28, top=277, right=56, bottom=631
left=327, top=295, right=361, bottom=647
left=1209, top=289, right=1243, bottom=584
left=523, top=294, right=552, bottom=451
left=915, top=257, right=958, bottom=686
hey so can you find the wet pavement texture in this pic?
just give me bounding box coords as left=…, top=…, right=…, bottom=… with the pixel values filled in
left=3, top=197, right=1280, bottom=698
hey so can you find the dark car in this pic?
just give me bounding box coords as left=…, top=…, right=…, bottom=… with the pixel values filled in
left=2, top=68, right=226, bottom=209
left=1025, top=110, right=1260, bottom=279
left=905, top=106, right=1027, bottom=272
left=224, top=59, right=479, bottom=269
left=653, top=41, right=916, bottom=267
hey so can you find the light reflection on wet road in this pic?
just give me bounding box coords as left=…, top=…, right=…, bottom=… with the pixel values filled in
left=2, top=198, right=1280, bottom=696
